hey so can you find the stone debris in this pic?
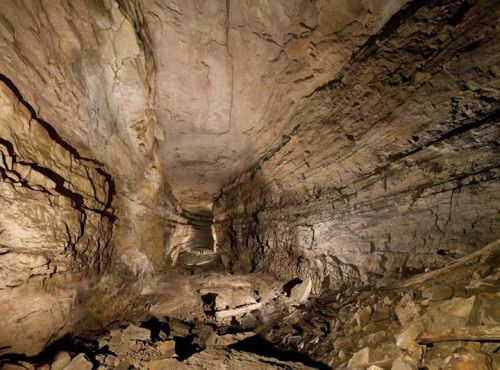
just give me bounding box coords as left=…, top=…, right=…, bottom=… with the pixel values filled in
left=156, top=340, right=176, bottom=357
left=215, top=302, right=263, bottom=318
left=254, top=240, right=500, bottom=370
left=347, top=347, right=375, bottom=367
left=354, top=306, right=372, bottom=327
left=122, top=325, right=152, bottom=342
left=290, top=278, right=313, bottom=303
left=421, top=284, right=453, bottom=301
left=2, top=241, right=498, bottom=370
left=51, top=352, right=71, bottom=370
left=62, top=353, right=93, bottom=370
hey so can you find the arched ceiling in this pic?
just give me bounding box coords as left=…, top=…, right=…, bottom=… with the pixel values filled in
left=141, top=0, right=408, bottom=212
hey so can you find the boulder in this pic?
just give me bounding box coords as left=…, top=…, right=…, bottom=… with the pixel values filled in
left=157, top=340, right=176, bottom=357
left=372, top=303, right=391, bottom=321
left=395, top=294, right=421, bottom=326
left=62, top=353, right=93, bottom=370
left=355, top=306, right=373, bottom=327
left=290, top=278, right=312, bottom=303
left=391, top=355, right=418, bottom=370
left=348, top=347, right=375, bottom=367
left=443, top=349, right=492, bottom=370
left=334, top=336, right=354, bottom=351
left=359, top=330, right=387, bottom=347
left=396, top=318, right=428, bottom=359
left=51, top=352, right=71, bottom=370
left=422, top=285, right=453, bottom=301
left=470, top=293, right=500, bottom=325
left=428, top=296, right=477, bottom=330
left=122, top=324, right=151, bottom=341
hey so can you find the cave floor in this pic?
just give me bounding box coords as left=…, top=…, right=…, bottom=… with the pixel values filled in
left=1, top=240, right=499, bottom=370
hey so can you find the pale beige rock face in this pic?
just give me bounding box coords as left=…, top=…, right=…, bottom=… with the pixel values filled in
left=0, top=0, right=178, bottom=355
left=0, top=80, right=114, bottom=355
left=214, top=0, right=500, bottom=284
left=141, top=0, right=409, bottom=212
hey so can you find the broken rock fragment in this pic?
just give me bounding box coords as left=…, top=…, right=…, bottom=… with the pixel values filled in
left=421, top=285, right=453, bottom=301
left=290, top=278, right=312, bottom=303
left=62, top=353, right=92, bottom=370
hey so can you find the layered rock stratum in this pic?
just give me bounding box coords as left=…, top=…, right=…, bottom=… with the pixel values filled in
left=0, top=0, right=499, bottom=366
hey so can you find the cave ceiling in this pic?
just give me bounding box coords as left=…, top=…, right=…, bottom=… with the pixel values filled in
left=141, top=0, right=407, bottom=212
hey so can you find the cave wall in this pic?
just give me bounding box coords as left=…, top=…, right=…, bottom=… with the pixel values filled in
left=0, top=79, right=115, bottom=355
left=0, top=0, right=180, bottom=355
left=214, top=0, right=500, bottom=288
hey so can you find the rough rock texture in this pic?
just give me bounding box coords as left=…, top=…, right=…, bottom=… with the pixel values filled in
left=0, top=78, right=113, bottom=355
left=0, top=0, right=499, bottom=363
left=141, top=0, right=409, bottom=212
left=0, top=0, right=182, bottom=355
left=256, top=239, right=500, bottom=369
left=214, top=0, right=500, bottom=286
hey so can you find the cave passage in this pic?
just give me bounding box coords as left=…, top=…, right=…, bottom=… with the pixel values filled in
left=0, top=0, right=499, bottom=369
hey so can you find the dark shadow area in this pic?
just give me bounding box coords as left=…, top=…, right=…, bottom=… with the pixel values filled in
left=174, top=334, right=200, bottom=361
left=0, top=334, right=99, bottom=368
left=140, top=316, right=171, bottom=341
left=229, top=335, right=330, bottom=370
left=201, top=292, right=218, bottom=316
left=282, top=277, right=302, bottom=297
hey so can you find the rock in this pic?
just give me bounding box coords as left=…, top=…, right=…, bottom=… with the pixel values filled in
left=470, top=293, right=500, bottom=325
left=97, top=335, right=110, bottom=349
left=372, top=303, right=391, bottom=321
left=290, top=278, right=312, bottom=303
left=206, top=332, right=256, bottom=347
left=355, top=306, right=373, bottom=327
left=443, top=349, right=492, bottom=370
left=104, top=354, right=119, bottom=367
left=367, top=366, right=386, bottom=370
left=391, top=355, right=418, bottom=370
left=157, top=340, right=176, bottom=357
left=15, top=362, right=34, bottom=370
left=348, top=347, right=375, bottom=367
left=362, top=322, right=379, bottom=332
left=422, top=285, right=453, bottom=301
left=149, top=358, right=189, bottom=370
left=95, top=354, right=105, bottom=364
left=116, top=361, right=132, bottom=370
left=169, top=319, right=191, bottom=337
left=334, top=336, right=353, bottom=351
left=338, top=349, right=347, bottom=361
left=122, top=324, right=151, bottom=341
left=51, top=352, right=71, bottom=370
left=1, top=365, right=27, bottom=370
left=428, top=296, right=477, bottom=330
left=396, top=319, right=428, bottom=359
left=359, top=330, right=387, bottom=347
left=158, top=330, right=169, bottom=340
left=62, top=353, right=93, bottom=370
left=395, top=293, right=421, bottom=326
